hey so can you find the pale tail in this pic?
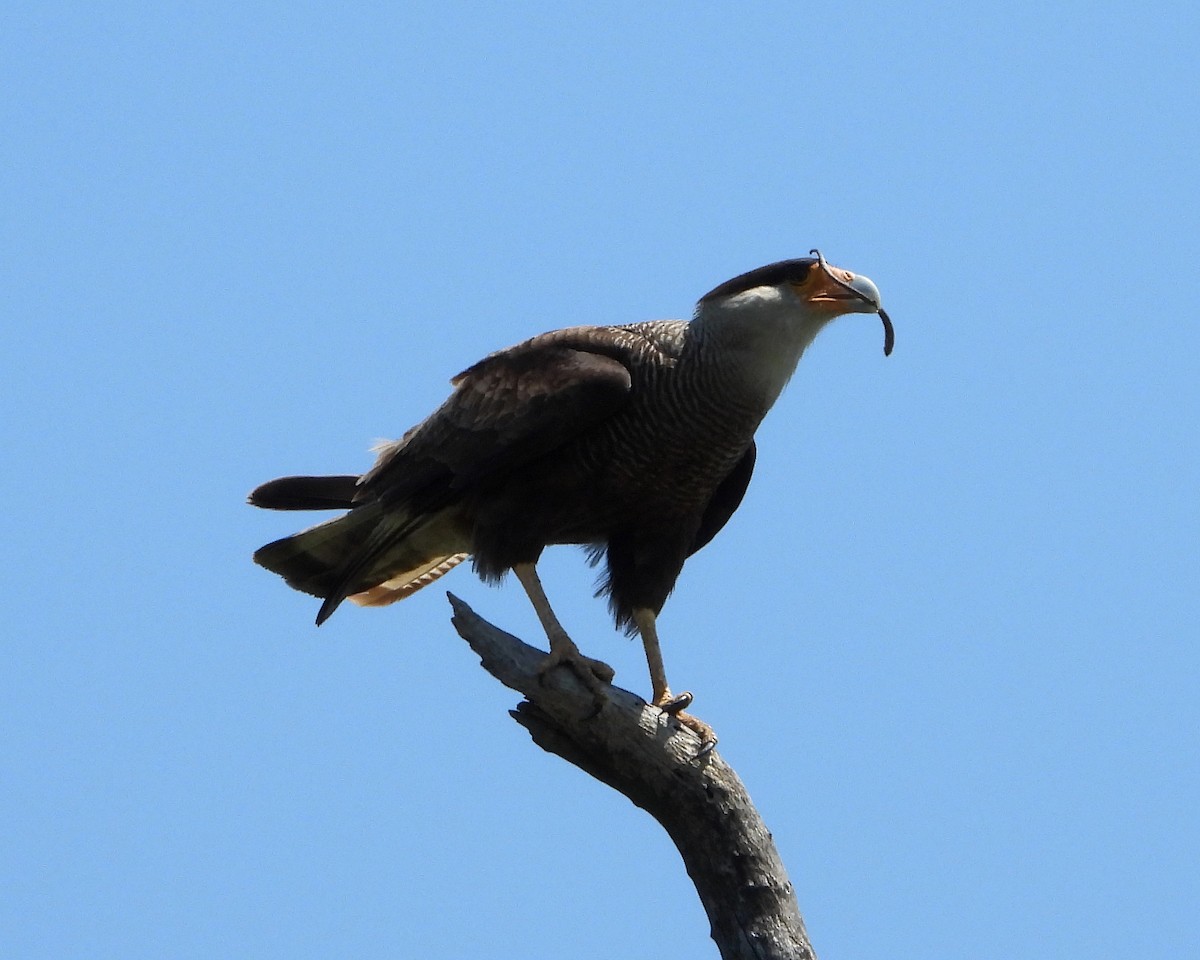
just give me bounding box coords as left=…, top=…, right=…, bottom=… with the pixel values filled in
left=253, top=503, right=471, bottom=622
left=349, top=553, right=469, bottom=607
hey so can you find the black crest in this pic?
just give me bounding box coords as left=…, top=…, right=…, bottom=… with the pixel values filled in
left=698, top=258, right=818, bottom=304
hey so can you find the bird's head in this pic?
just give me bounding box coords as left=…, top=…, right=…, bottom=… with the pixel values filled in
left=696, top=252, right=894, bottom=357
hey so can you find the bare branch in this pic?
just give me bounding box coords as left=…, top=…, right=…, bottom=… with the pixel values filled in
left=448, top=594, right=816, bottom=960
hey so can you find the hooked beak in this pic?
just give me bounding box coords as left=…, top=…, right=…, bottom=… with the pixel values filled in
left=808, top=250, right=894, bottom=356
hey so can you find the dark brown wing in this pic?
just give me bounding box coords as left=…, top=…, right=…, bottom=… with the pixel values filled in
left=358, top=328, right=635, bottom=511
left=688, top=441, right=756, bottom=556
left=303, top=329, right=636, bottom=623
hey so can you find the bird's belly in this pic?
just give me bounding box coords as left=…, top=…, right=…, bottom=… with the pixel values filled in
left=468, top=393, right=761, bottom=565
left=526, top=440, right=745, bottom=542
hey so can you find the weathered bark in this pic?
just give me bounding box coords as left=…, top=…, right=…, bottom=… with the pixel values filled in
left=448, top=594, right=816, bottom=960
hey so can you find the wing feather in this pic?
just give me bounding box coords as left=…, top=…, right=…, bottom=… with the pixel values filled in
left=359, top=329, right=635, bottom=507
left=314, top=328, right=638, bottom=622
left=688, top=442, right=756, bottom=556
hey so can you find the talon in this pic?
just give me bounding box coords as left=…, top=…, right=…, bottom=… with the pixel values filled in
left=694, top=736, right=717, bottom=759
left=658, top=703, right=718, bottom=758
left=536, top=646, right=614, bottom=687
left=659, top=690, right=693, bottom=715
left=535, top=641, right=614, bottom=718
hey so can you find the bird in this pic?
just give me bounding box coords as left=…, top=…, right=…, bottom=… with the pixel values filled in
left=249, top=251, right=893, bottom=752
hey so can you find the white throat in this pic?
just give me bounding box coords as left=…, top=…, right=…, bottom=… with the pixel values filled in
left=691, top=286, right=835, bottom=409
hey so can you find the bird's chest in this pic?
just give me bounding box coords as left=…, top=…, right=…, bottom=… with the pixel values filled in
left=580, top=374, right=763, bottom=514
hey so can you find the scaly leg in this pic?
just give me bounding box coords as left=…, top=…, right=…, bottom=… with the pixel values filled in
left=633, top=607, right=717, bottom=755
left=513, top=563, right=615, bottom=700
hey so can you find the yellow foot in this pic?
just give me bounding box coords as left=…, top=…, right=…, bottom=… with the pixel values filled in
left=537, top=640, right=615, bottom=715
left=653, top=690, right=718, bottom=757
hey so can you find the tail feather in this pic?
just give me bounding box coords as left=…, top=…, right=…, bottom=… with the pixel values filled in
left=249, top=475, right=361, bottom=511
left=349, top=553, right=469, bottom=607
left=252, top=503, right=470, bottom=624
left=253, top=506, right=386, bottom=600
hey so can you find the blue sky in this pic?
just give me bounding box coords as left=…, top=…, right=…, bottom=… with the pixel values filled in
left=4, top=3, right=1196, bottom=958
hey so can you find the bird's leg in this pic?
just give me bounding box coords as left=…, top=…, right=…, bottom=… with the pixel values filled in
left=512, top=563, right=615, bottom=702
left=632, top=608, right=717, bottom=755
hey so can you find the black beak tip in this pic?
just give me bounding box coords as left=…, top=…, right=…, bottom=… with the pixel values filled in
left=880, top=309, right=895, bottom=357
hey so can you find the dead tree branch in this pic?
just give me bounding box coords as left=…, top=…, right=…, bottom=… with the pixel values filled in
left=448, top=593, right=816, bottom=960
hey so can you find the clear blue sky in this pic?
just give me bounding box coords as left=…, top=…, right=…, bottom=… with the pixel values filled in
left=4, top=3, right=1196, bottom=958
